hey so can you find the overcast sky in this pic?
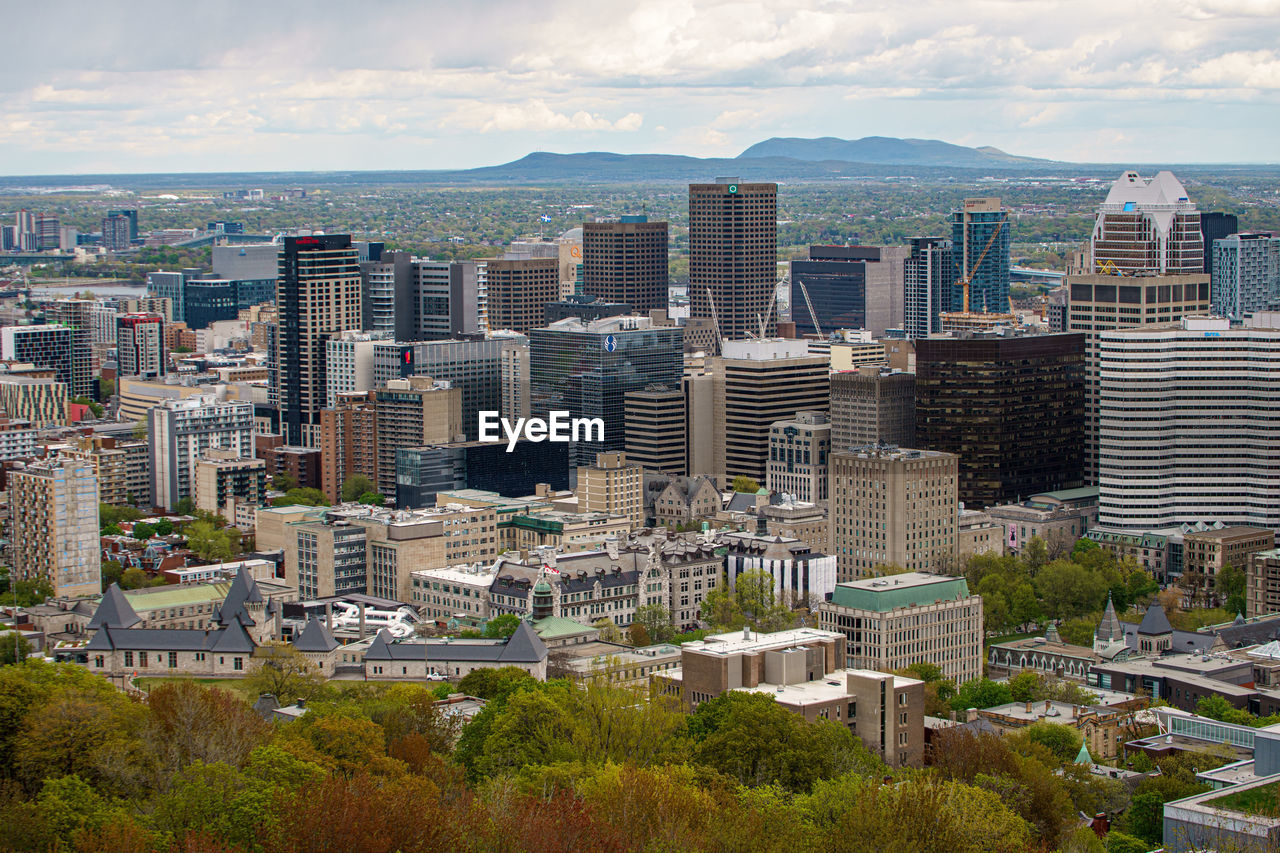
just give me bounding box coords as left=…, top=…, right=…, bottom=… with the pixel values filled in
left=2, top=0, right=1278, bottom=175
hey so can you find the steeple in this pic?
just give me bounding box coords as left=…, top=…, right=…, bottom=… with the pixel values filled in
left=1094, top=593, right=1123, bottom=653
left=87, top=583, right=141, bottom=631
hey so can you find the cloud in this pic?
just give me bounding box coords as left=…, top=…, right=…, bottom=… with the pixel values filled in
left=443, top=99, right=643, bottom=133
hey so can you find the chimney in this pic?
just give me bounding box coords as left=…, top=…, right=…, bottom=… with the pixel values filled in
left=966, top=708, right=978, bottom=723
left=1025, top=701, right=1032, bottom=713
left=1044, top=700, right=1052, bottom=713
left=325, top=601, right=332, bottom=632
left=743, top=625, right=751, bottom=641
left=948, top=709, right=957, bottom=722
left=358, top=603, right=367, bottom=640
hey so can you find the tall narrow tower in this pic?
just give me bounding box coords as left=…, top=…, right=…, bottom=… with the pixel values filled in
left=688, top=179, right=777, bottom=346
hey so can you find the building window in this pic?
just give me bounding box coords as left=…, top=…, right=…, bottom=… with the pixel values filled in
left=233, top=657, right=244, bottom=671
left=168, top=652, right=178, bottom=668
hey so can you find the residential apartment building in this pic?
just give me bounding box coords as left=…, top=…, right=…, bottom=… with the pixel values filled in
left=373, top=377, right=461, bottom=496
left=149, top=396, right=255, bottom=510
left=817, top=572, right=984, bottom=686
left=829, top=446, right=958, bottom=581
left=325, top=330, right=390, bottom=408
left=1212, top=232, right=1280, bottom=319
left=1247, top=550, right=1280, bottom=618
left=766, top=411, right=830, bottom=504
left=10, top=458, right=101, bottom=597
left=951, top=198, right=1010, bottom=314
left=903, top=236, right=955, bottom=339
left=0, top=374, right=67, bottom=427
left=1181, top=527, right=1275, bottom=608
left=193, top=451, right=268, bottom=522
left=410, top=259, right=484, bottom=339
left=829, top=368, right=915, bottom=452
left=44, top=299, right=100, bottom=400
left=116, top=313, right=166, bottom=379
left=0, top=326, right=75, bottom=398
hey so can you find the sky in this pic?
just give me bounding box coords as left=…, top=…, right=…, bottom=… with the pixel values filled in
left=2, top=0, right=1278, bottom=175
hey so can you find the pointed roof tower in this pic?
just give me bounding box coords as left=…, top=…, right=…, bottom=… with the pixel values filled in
left=87, top=583, right=142, bottom=631
left=1075, top=741, right=1094, bottom=766
left=1095, top=593, right=1124, bottom=650
left=500, top=620, right=548, bottom=664
left=293, top=617, right=339, bottom=653
left=214, top=566, right=263, bottom=628
left=1138, top=603, right=1173, bottom=636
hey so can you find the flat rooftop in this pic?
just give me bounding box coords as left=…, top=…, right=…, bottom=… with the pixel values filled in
left=828, top=572, right=973, bottom=612
left=683, top=627, right=843, bottom=657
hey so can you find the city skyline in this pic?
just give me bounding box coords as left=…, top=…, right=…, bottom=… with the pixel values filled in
left=2, top=0, right=1278, bottom=176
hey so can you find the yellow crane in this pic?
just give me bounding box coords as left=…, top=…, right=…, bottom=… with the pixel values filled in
left=957, top=218, right=1006, bottom=314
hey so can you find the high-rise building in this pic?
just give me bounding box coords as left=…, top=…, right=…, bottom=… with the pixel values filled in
left=499, top=335, right=530, bottom=424
left=102, top=214, right=133, bottom=252
left=0, top=374, right=68, bottom=428
left=212, top=243, right=278, bottom=281
left=711, top=339, right=829, bottom=486
left=577, top=452, right=644, bottom=528
left=59, top=435, right=129, bottom=507
left=950, top=199, right=1010, bottom=314
left=0, top=325, right=75, bottom=394
left=1201, top=212, right=1240, bottom=276
left=35, top=214, right=60, bottom=251
left=766, top=411, right=830, bottom=504
left=373, top=377, right=462, bottom=495
left=182, top=280, right=238, bottom=330
left=903, top=236, right=955, bottom=338
left=1212, top=232, right=1280, bottom=319
left=529, top=315, right=683, bottom=466
left=106, top=208, right=139, bottom=240
left=317, top=390, right=378, bottom=503
left=325, top=331, right=391, bottom=408
left=274, top=235, right=362, bottom=446
left=116, top=313, right=166, bottom=379
left=829, top=445, right=959, bottom=580
left=14, top=210, right=36, bottom=251
left=149, top=396, right=255, bottom=510
left=372, top=338, right=504, bottom=441
left=194, top=450, right=268, bottom=522
left=789, top=245, right=908, bottom=337
left=829, top=368, right=915, bottom=452
left=43, top=299, right=99, bottom=400
left=582, top=216, right=668, bottom=313
left=360, top=250, right=413, bottom=339
left=916, top=332, right=1085, bottom=508
left=394, top=440, right=570, bottom=510
left=411, top=259, right=483, bottom=339
left=10, top=458, right=101, bottom=597
left=688, top=179, right=778, bottom=345
left=624, top=384, right=686, bottom=475
left=484, top=257, right=560, bottom=334
left=1097, top=315, right=1280, bottom=532
left=146, top=271, right=190, bottom=323
left=1091, top=171, right=1204, bottom=275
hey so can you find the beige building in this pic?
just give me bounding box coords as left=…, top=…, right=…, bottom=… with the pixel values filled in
left=657, top=627, right=925, bottom=767
left=624, top=384, right=686, bottom=475
left=373, top=377, right=462, bottom=495
left=958, top=509, right=1003, bottom=561
left=653, top=475, right=721, bottom=527
left=1248, top=550, right=1280, bottom=618
left=766, top=411, right=830, bottom=504
left=0, top=374, right=67, bottom=427
left=10, top=458, right=100, bottom=597
left=761, top=501, right=829, bottom=554
left=829, top=446, right=958, bottom=581
left=502, top=510, right=631, bottom=553
left=712, top=339, right=829, bottom=485
left=829, top=330, right=887, bottom=371
left=355, top=503, right=498, bottom=601
left=1183, top=527, right=1275, bottom=608
left=817, top=572, right=983, bottom=686
left=829, top=368, right=915, bottom=452
left=59, top=435, right=128, bottom=507
left=485, top=257, right=561, bottom=335
left=193, top=451, right=268, bottom=521
left=577, top=452, right=643, bottom=528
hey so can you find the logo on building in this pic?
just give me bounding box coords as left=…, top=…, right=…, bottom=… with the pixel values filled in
left=603, top=334, right=617, bottom=352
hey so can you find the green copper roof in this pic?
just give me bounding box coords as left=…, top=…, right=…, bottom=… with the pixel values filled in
left=1075, top=741, right=1093, bottom=765
left=828, top=573, right=972, bottom=613
left=125, top=582, right=232, bottom=612
left=531, top=615, right=597, bottom=640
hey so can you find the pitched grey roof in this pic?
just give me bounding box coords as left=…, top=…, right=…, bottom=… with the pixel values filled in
left=214, top=567, right=262, bottom=628
left=499, top=620, right=547, bottom=664
left=86, top=626, right=213, bottom=652
left=725, top=492, right=757, bottom=513
left=293, top=618, right=339, bottom=653
left=1137, top=603, right=1173, bottom=636
left=87, top=583, right=141, bottom=631
left=209, top=620, right=257, bottom=654
left=1096, top=593, right=1123, bottom=644
left=364, top=629, right=416, bottom=661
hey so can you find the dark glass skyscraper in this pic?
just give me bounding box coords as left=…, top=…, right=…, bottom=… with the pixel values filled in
left=395, top=441, right=570, bottom=509
left=789, top=245, right=907, bottom=337
left=529, top=316, right=683, bottom=466
left=1201, top=211, right=1240, bottom=275
left=949, top=199, right=1010, bottom=314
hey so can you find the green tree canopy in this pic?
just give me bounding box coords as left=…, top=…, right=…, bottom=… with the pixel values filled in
left=731, top=475, right=760, bottom=493
left=340, top=474, right=376, bottom=503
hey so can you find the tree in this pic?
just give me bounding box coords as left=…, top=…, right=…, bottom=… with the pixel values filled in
left=132, top=522, right=156, bottom=540
left=357, top=491, right=385, bottom=506
left=950, top=678, right=1013, bottom=712
left=456, top=666, right=536, bottom=703
left=99, top=503, right=143, bottom=530
left=340, top=474, right=376, bottom=503
left=131, top=419, right=148, bottom=441
left=731, top=475, right=760, bottom=493
left=634, top=603, right=674, bottom=644
left=245, top=643, right=324, bottom=705
left=1219, top=563, right=1247, bottom=615
left=1022, top=536, right=1049, bottom=571
left=1008, top=670, right=1040, bottom=702
left=173, top=497, right=195, bottom=516
left=592, top=617, right=623, bottom=643
left=185, top=520, right=241, bottom=562
left=275, top=487, right=329, bottom=507
left=71, top=396, right=105, bottom=419
left=483, top=614, right=522, bottom=639
left=1035, top=559, right=1111, bottom=620
left=99, top=377, right=115, bottom=398
left=1021, top=722, right=1083, bottom=764
left=272, top=472, right=298, bottom=493
left=119, top=568, right=154, bottom=590
left=153, top=518, right=174, bottom=537
left=1, top=632, right=32, bottom=665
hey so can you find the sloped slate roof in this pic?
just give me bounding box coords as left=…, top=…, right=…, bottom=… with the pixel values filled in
left=209, top=620, right=256, bottom=654
left=87, top=626, right=212, bottom=652
left=1137, top=603, right=1173, bottom=636
left=499, top=620, right=548, bottom=663
left=87, top=583, right=141, bottom=631
left=292, top=618, right=339, bottom=653
left=215, top=567, right=262, bottom=628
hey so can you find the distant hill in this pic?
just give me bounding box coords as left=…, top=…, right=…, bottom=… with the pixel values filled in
left=738, top=136, right=1058, bottom=169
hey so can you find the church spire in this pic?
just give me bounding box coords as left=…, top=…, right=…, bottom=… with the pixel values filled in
left=1094, top=592, right=1123, bottom=652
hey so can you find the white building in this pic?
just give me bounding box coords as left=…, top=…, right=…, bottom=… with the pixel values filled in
left=325, top=330, right=391, bottom=408
left=149, top=395, right=255, bottom=510
left=722, top=532, right=837, bottom=607
left=1090, top=170, right=1204, bottom=276
left=1098, top=315, right=1280, bottom=531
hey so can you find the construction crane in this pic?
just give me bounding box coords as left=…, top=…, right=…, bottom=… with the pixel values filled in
left=957, top=218, right=1006, bottom=313
left=796, top=278, right=823, bottom=338
left=756, top=287, right=779, bottom=339
left=1097, top=258, right=1120, bottom=276
left=705, top=287, right=724, bottom=353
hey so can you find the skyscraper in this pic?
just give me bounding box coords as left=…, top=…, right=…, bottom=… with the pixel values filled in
left=102, top=213, right=133, bottom=252
left=10, top=458, right=101, bottom=598
left=411, top=259, right=483, bottom=339
left=1090, top=171, right=1204, bottom=275
left=582, top=217, right=669, bottom=314
left=949, top=198, right=1010, bottom=314
left=789, top=245, right=908, bottom=337
left=829, top=368, right=915, bottom=451
left=360, top=250, right=413, bottom=339
left=688, top=179, right=778, bottom=345
left=274, top=234, right=362, bottom=446
left=43, top=299, right=99, bottom=400
left=0, top=326, right=75, bottom=394
left=903, top=236, right=955, bottom=338
left=106, top=208, right=139, bottom=240
left=484, top=257, right=560, bottom=334
left=116, top=313, right=166, bottom=379
left=1200, top=212, right=1240, bottom=276
left=1212, top=232, right=1280, bottom=319
left=372, top=338, right=504, bottom=441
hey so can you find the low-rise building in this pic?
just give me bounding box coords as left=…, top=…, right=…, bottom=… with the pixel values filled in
left=1182, top=526, right=1275, bottom=608
left=985, top=487, right=1099, bottom=557
left=957, top=508, right=1002, bottom=561
left=363, top=620, right=548, bottom=680
left=722, top=532, right=837, bottom=608
left=979, top=696, right=1146, bottom=759
left=501, top=510, right=631, bottom=553
left=651, top=475, right=721, bottom=527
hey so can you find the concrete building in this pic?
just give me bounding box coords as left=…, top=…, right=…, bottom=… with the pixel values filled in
left=582, top=217, right=668, bottom=313
left=657, top=627, right=926, bottom=767
left=766, top=411, right=830, bottom=504
left=0, top=374, right=67, bottom=427
left=986, top=487, right=1100, bottom=557
left=688, top=179, right=777, bottom=345
left=0, top=417, right=35, bottom=462
left=828, top=328, right=888, bottom=371
left=115, top=313, right=166, bottom=379
left=193, top=450, right=268, bottom=522
left=359, top=249, right=413, bottom=339
left=10, top=458, right=100, bottom=597
left=712, top=339, right=829, bottom=486
left=817, top=572, right=983, bottom=686
left=58, top=435, right=135, bottom=507
left=958, top=509, right=1003, bottom=560
left=916, top=332, right=1085, bottom=508
left=1212, top=232, right=1280, bottom=319
left=760, top=501, right=829, bottom=554
left=485, top=257, right=560, bottom=335
left=623, top=384, right=685, bottom=475
left=722, top=531, right=837, bottom=607
left=372, top=338, right=504, bottom=441
left=149, top=396, right=255, bottom=510
left=410, top=259, right=484, bottom=339
left=325, top=330, right=390, bottom=408
left=1248, top=550, right=1280, bottom=619
left=829, top=368, right=915, bottom=452
left=499, top=336, right=531, bottom=424
left=789, top=245, right=908, bottom=337
left=577, top=452, right=643, bottom=528
left=829, top=446, right=958, bottom=580
left=1181, top=527, right=1275, bottom=608
left=372, top=377, right=462, bottom=496
left=1097, top=316, right=1280, bottom=531
left=903, top=236, right=955, bottom=339
left=0, top=326, right=75, bottom=399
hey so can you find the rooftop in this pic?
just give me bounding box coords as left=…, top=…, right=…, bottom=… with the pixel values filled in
left=683, top=627, right=843, bottom=657
left=827, top=572, right=973, bottom=612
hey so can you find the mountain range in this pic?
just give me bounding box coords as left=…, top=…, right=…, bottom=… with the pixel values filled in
left=738, top=136, right=1057, bottom=169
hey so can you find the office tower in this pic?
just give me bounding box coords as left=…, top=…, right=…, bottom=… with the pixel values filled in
left=903, top=237, right=955, bottom=338
left=499, top=336, right=531, bottom=423
left=284, top=510, right=369, bottom=599
left=829, top=368, right=915, bottom=451
left=43, top=299, right=98, bottom=399
left=529, top=316, right=683, bottom=466
left=1097, top=315, right=1280, bottom=532
left=146, top=271, right=189, bottom=323
left=395, top=440, right=570, bottom=509
left=274, top=234, right=362, bottom=447
left=711, top=339, right=829, bottom=486
left=325, top=331, right=391, bottom=408
left=14, top=210, right=36, bottom=251
left=182, top=280, right=237, bottom=329
left=372, top=338, right=504, bottom=441
left=194, top=451, right=268, bottom=521
left=10, top=458, right=101, bottom=597
left=373, top=377, right=462, bottom=495
left=1212, top=232, right=1280, bottom=318
left=789, top=246, right=908, bottom=337
left=1200, top=211, right=1240, bottom=275
left=582, top=216, right=668, bottom=313
left=766, top=411, right=830, bottom=504
left=106, top=208, right=139, bottom=240
left=360, top=250, right=413, bottom=339
left=58, top=226, right=78, bottom=251
left=35, top=214, right=60, bottom=250
left=149, top=396, right=255, bottom=510
left=0, top=374, right=67, bottom=427
left=411, top=259, right=483, bottom=339
left=624, top=384, right=686, bottom=475
left=577, top=452, right=644, bottom=528
left=916, top=332, right=1085, bottom=508
left=949, top=199, right=1010, bottom=314
left=0, top=325, right=75, bottom=393
left=688, top=178, right=778, bottom=344
left=1091, top=171, right=1204, bottom=275
left=545, top=295, right=634, bottom=325
left=116, top=313, right=166, bottom=379
left=818, top=572, right=982, bottom=685
left=830, top=446, right=959, bottom=580
left=485, top=257, right=560, bottom=334
left=102, top=214, right=133, bottom=251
